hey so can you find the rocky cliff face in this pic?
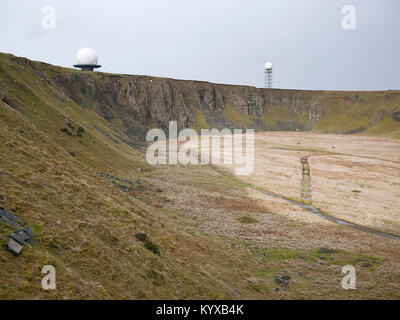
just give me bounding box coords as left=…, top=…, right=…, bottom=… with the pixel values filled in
left=1, top=53, right=399, bottom=143
left=59, top=72, right=322, bottom=135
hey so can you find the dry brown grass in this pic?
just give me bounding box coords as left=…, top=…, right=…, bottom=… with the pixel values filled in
left=144, top=159, right=400, bottom=299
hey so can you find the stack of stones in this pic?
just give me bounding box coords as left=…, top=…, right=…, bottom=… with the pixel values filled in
left=0, top=207, right=35, bottom=255
left=300, top=156, right=312, bottom=204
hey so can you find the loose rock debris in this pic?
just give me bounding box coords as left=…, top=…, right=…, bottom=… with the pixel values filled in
left=0, top=207, right=35, bottom=255
left=274, top=271, right=291, bottom=290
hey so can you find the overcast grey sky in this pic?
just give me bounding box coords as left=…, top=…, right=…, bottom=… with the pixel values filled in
left=0, top=0, right=398, bottom=90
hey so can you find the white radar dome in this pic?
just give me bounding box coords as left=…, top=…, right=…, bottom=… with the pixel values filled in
left=76, top=48, right=99, bottom=65
left=265, top=62, right=273, bottom=69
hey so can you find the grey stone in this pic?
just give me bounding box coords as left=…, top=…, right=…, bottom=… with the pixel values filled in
left=282, top=275, right=291, bottom=281
left=10, top=229, right=31, bottom=245
left=312, top=262, right=318, bottom=267
left=0, top=207, right=36, bottom=247
left=7, top=238, right=23, bottom=255
left=23, top=226, right=35, bottom=238
left=361, top=263, right=373, bottom=268
left=0, top=207, right=21, bottom=226
left=298, top=272, right=304, bottom=276
left=318, top=248, right=338, bottom=254
left=305, top=275, right=311, bottom=279
left=274, top=277, right=283, bottom=284
left=275, top=277, right=289, bottom=287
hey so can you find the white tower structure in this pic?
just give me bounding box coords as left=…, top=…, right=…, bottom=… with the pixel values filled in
left=74, top=48, right=101, bottom=71
left=264, top=62, right=273, bottom=88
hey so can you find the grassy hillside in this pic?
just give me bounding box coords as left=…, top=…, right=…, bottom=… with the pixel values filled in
left=0, top=78, right=266, bottom=299
left=0, top=52, right=399, bottom=299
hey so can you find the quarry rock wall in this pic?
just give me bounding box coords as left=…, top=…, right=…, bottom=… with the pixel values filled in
left=1, top=53, right=399, bottom=141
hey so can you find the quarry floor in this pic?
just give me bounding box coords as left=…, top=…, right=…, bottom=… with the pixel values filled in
left=217, top=132, right=400, bottom=237
left=143, top=132, right=400, bottom=299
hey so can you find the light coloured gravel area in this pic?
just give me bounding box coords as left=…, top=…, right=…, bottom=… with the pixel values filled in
left=214, top=132, right=400, bottom=235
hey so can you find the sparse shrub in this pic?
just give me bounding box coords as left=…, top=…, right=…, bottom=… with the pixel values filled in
left=238, top=216, right=258, bottom=224
left=61, top=125, right=85, bottom=137
left=60, top=127, right=73, bottom=136
left=135, top=232, right=160, bottom=255
left=77, top=126, right=85, bottom=137
left=135, top=233, right=147, bottom=242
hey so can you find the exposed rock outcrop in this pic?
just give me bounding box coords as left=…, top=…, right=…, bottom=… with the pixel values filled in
left=1, top=52, right=399, bottom=140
